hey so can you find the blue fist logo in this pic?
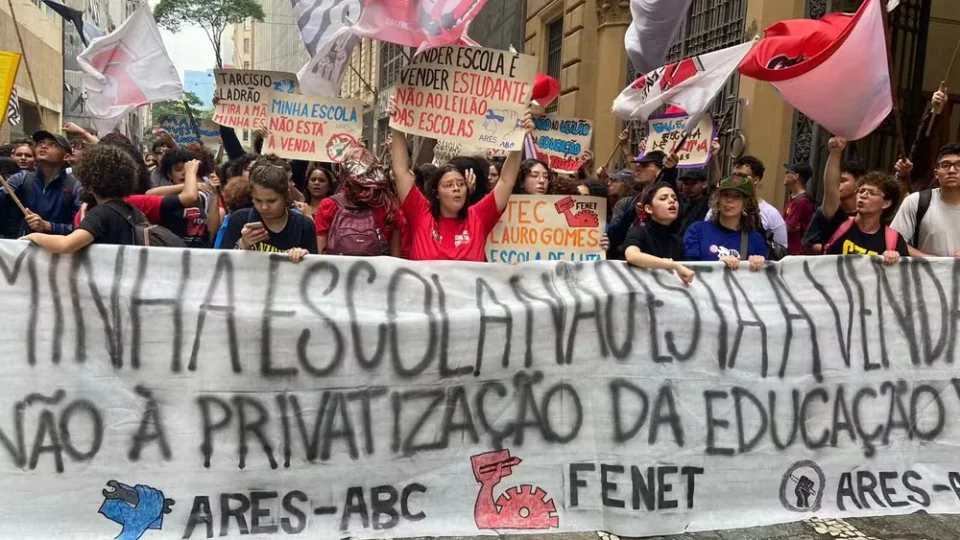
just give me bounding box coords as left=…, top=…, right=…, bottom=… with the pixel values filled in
left=99, top=481, right=174, bottom=540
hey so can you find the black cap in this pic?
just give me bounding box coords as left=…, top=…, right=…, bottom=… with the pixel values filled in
left=633, top=150, right=666, bottom=166
left=679, top=169, right=707, bottom=183
left=32, top=130, right=72, bottom=153
left=785, top=162, right=813, bottom=182
left=609, top=169, right=634, bottom=183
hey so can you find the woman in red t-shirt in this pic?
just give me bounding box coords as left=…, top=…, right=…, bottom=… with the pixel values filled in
left=315, top=145, right=401, bottom=257
left=388, top=96, right=531, bottom=262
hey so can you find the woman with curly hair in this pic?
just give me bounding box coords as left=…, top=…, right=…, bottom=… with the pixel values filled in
left=22, top=144, right=142, bottom=252
left=218, top=162, right=317, bottom=263
left=315, top=144, right=401, bottom=257
left=683, top=174, right=767, bottom=271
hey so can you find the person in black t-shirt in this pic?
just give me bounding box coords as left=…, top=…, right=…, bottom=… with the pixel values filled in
left=218, top=161, right=317, bottom=263
left=821, top=137, right=908, bottom=264
left=22, top=145, right=139, bottom=252
left=623, top=182, right=695, bottom=286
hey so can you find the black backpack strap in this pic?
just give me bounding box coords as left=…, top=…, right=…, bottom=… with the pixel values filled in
left=912, top=190, right=932, bottom=248
left=100, top=200, right=144, bottom=244
left=740, top=230, right=748, bottom=261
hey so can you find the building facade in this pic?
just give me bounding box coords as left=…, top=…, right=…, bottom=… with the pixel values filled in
left=232, top=18, right=254, bottom=70
left=1, top=0, right=63, bottom=140
left=251, top=0, right=309, bottom=74
left=524, top=0, right=960, bottom=208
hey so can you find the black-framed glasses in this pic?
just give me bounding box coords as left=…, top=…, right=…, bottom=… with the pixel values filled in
left=936, top=161, right=960, bottom=172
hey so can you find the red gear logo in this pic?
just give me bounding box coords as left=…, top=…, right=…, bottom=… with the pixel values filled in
left=471, top=450, right=559, bottom=530
left=660, top=56, right=705, bottom=92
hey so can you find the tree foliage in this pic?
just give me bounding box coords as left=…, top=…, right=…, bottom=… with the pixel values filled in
left=151, top=92, right=212, bottom=126
left=154, top=0, right=264, bottom=69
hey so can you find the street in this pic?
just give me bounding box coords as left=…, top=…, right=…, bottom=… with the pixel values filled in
left=428, top=514, right=960, bottom=540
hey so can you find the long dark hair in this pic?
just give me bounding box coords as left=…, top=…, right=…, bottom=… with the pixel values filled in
left=426, top=164, right=469, bottom=221
left=449, top=155, right=490, bottom=206
left=515, top=158, right=550, bottom=194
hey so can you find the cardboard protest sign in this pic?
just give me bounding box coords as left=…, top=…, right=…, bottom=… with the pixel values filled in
left=263, top=90, right=363, bottom=163
left=4, top=243, right=960, bottom=539
left=530, top=116, right=593, bottom=174
left=486, top=195, right=606, bottom=263
left=431, top=139, right=505, bottom=166
left=212, top=69, right=299, bottom=130
left=157, top=114, right=221, bottom=148
left=642, top=112, right=715, bottom=167
left=392, top=46, right=536, bottom=152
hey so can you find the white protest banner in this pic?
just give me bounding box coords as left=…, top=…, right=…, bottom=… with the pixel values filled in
left=530, top=116, right=593, bottom=174
left=212, top=69, right=299, bottom=131
left=263, top=90, right=363, bottom=163
left=486, top=195, right=606, bottom=263
left=3, top=241, right=960, bottom=539
left=157, top=114, right=222, bottom=148
left=392, top=46, right=536, bottom=152
left=643, top=112, right=715, bottom=167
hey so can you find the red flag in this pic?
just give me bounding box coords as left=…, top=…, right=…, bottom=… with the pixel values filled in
left=354, top=0, right=488, bottom=49
left=738, top=0, right=892, bottom=140
left=532, top=73, right=560, bottom=108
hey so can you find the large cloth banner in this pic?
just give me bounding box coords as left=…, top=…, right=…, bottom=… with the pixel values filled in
left=643, top=112, right=715, bottom=168
left=486, top=195, right=606, bottom=263
left=263, top=91, right=363, bottom=163
left=2, top=241, right=960, bottom=540
left=391, top=46, right=536, bottom=151
left=530, top=115, right=593, bottom=174
left=212, top=69, right=300, bottom=131
left=157, top=114, right=222, bottom=148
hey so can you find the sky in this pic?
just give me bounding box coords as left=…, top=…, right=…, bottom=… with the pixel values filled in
left=147, top=0, right=225, bottom=82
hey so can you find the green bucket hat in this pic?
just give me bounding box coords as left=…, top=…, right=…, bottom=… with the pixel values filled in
left=717, top=174, right=755, bottom=198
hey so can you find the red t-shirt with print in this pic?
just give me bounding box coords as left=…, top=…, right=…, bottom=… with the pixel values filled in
left=401, top=188, right=504, bottom=262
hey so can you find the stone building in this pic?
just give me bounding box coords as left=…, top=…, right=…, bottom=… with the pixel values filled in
left=524, top=0, right=960, bottom=207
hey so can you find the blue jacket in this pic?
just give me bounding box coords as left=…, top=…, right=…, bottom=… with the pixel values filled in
left=683, top=220, right=768, bottom=262
left=0, top=167, right=80, bottom=235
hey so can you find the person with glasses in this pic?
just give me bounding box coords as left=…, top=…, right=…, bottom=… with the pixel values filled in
left=891, top=144, right=960, bottom=258
left=821, top=137, right=908, bottom=264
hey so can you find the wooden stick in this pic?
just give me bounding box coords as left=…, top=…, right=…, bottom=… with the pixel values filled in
left=880, top=2, right=907, bottom=160
left=6, top=0, right=43, bottom=130
left=0, top=175, right=27, bottom=216
left=603, top=143, right=621, bottom=170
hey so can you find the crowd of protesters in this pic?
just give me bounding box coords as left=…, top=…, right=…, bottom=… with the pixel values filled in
left=0, top=89, right=957, bottom=287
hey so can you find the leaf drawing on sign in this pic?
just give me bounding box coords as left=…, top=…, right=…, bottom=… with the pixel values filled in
left=99, top=480, right=174, bottom=540
left=471, top=450, right=559, bottom=530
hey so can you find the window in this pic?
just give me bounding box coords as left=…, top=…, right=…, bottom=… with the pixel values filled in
left=379, top=43, right=409, bottom=89
left=244, top=18, right=251, bottom=30
left=243, top=38, right=250, bottom=53
left=545, top=19, right=563, bottom=113
left=243, top=61, right=250, bottom=69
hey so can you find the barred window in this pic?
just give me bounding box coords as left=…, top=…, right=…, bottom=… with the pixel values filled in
left=627, top=0, right=747, bottom=163
left=380, top=43, right=410, bottom=89
left=545, top=19, right=563, bottom=114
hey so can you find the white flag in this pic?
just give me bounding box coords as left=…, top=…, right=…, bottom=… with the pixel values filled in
left=625, top=0, right=694, bottom=76
left=614, top=40, right=755, bottom=131
left=77, top=3, right=184, bottom=133
left=291, top=0, right=362, bottom=96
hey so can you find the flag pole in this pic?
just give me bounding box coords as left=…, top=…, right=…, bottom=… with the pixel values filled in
left=880, top=0, right=907, bottom=161
left=182, top=98, right=204, bottom=143
left=6, top=0, right=44, bottom=130
left=924, top=39, right=959, bottom=137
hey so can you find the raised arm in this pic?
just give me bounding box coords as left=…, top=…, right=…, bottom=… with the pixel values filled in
left=387, top=96, right=416, bottom=203
left=63, top=122, right=100, bottom=145
left=206, top=172, right=223, bottom=242
left=492, top=112, right=533, bottom=211
left=822, top=136, right=846, bottom=220
left=180, top=160, right=201, bottom=207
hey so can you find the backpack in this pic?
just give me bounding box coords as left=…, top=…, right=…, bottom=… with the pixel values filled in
left=324, top=193, right=384, bottom=256
left=102, top=201, right=186, bottom=248
left=910, top=189, right=933, bottom=249
left=823, top=217, right=899, bottom=255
